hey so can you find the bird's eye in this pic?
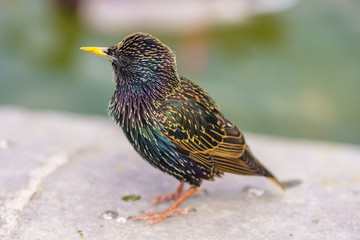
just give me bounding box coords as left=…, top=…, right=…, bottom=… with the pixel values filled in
left=103, top=48, right=119, bottom=63
left=111, top=56, right=129, bottom=69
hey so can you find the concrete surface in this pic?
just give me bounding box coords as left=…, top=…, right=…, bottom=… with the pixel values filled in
left=0, top=107, right=359, bottom=240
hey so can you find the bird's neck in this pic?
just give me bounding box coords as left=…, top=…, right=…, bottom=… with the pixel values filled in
left=108, top=81, right=154, bottom=131
left=108, top=69, right=181, bottom=131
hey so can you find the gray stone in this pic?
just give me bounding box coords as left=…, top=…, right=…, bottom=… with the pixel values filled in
left=0, top=107, right=359, bottom=240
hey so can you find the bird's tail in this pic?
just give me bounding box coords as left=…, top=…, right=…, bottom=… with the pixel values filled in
left=241, top=146, right=285, bottom=191
left=267, top=176, right=285, bottom=191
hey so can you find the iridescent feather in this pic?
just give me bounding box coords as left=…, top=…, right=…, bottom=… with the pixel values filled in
left=103, top=33, right=283, bottom=189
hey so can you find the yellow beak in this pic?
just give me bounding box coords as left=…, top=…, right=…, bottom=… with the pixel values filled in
left=80, top=46, right=110, bottom=58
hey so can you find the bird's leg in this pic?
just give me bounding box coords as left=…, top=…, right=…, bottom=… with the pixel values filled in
left=130, top=187, right=198, bottom=225
left=149, top=181, right=185, bottom=206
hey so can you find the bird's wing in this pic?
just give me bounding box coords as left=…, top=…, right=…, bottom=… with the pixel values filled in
left=155, top=99, right=254, bottom=173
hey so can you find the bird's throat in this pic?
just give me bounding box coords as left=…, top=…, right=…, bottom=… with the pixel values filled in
left=108, top=83, right=154, bottom=130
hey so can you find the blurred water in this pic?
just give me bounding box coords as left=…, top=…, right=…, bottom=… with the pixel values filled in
left=0, top=0, right=359, bottom=144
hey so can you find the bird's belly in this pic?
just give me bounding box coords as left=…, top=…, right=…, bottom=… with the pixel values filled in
left=121, top=125, right=212, bottom=186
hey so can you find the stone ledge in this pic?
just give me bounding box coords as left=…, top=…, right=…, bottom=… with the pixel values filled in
left=0, top=107, right=359, bottom=240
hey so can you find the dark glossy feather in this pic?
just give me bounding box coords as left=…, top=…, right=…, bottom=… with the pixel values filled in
left=155, top=77, right=283, bottom=189
left=102, top=33, right=283, bottom=189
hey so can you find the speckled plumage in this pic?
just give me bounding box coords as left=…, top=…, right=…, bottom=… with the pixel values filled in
left=98, top=32, right=283, bottom=189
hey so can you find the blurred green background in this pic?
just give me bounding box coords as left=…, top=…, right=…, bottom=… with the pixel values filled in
left=0, top=0, right=359, bottom=144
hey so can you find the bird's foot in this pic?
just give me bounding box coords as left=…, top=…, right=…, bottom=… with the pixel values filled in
left=193, top=188, right=208, bottom=196
left=129, top=207, right=196, bottom=225
left=130, top=187, right=198, bottom=225
left=149, top=181, right=185, bottom=206
left=149, top=182, right=207, bottom=206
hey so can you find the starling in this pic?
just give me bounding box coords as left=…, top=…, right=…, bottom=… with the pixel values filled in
left=80, top=33, right=284, bottom=224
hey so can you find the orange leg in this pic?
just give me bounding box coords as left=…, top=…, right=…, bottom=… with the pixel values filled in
left=149, top=181, right=185, bottom=206
left=130, top=187, right=198, bottom=225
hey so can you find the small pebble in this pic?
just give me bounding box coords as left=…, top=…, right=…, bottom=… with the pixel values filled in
left=312, top=219, right=319, bottom=224
left=77, top=230, right=83, bottom=238
left=102, top=210, right=119, bottom=220
left=0, top=139, right=14, bottom=149
left=116, top=217, right=127, bottom=223
left=122, top=195, right=141, bottom=201
left=243, top=186, right=264, bottom=197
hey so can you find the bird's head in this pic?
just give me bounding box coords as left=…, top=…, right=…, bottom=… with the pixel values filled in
left=81, top=33, right=180, bottom=99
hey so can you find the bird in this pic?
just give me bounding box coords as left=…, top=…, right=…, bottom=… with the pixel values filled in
left=80, top=32, right=284, bottom=225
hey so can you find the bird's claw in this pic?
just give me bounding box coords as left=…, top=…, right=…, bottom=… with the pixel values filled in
left=149, top=191, right=183, bottom=206
left=148, top=185, right=206, bottom=207
left=148, top=182, right=185, bottom=206
left=129, top=207, right=196, bottom=225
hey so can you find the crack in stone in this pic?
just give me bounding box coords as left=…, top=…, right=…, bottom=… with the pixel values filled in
left=0, top=152, right=70, bottom=238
